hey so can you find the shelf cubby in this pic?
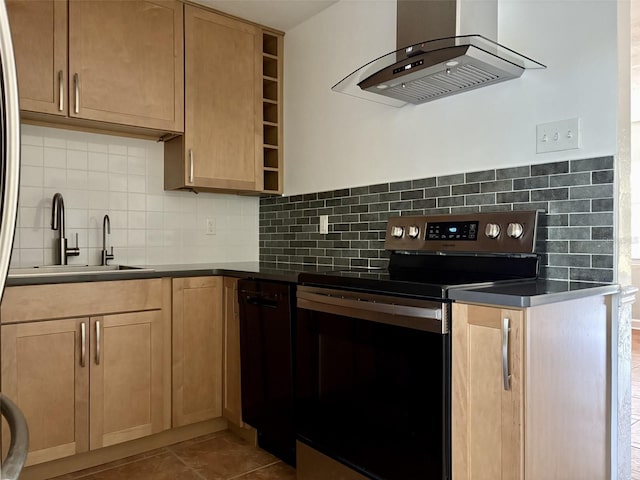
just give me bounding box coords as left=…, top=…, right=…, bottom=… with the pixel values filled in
left=261, top=31, right=283, bottom=194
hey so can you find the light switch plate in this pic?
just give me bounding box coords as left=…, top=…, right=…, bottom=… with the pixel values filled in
left=536, top=118, right=581, bottom=153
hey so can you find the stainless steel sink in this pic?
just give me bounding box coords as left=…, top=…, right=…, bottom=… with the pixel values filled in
left=8, top=264, right=155, bottom=277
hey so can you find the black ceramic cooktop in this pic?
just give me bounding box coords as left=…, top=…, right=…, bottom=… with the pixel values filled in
left=298, top=252, right=539, bottom=300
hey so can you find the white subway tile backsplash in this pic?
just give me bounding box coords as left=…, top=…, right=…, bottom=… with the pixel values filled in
left=146, top=211, right=163, bottom=229
left=22, top=166, right=44, bottom=187
left=146, top=195, right=163, bottom=212
left=128, top=175, right=146, bottom=193
left=67, top=150, right=88, bottom=170
left=88, top=152, right=109, bottom=171
left=44, top=167, right=65, bottom=188
left=109, top=173, right=127, bottom=192
left=66, top=140, right=88, bottom=152
left=88, top=172, right=109, bottom=191
left=128, top=156, right=146, bottom=176
left=88, top=142, right=108, bottom=154
left=22, top=133, right=43, bottom=147
left=128, top=193, right=146, bottom=211
left=108, top=144, right=127, bottom=156
left=14, top=125, right=259, bottom=267
left=109, top=191, right=128, bottom=211
left=68, top=170, right=88, bottom=189
left=88, top=190, right=109, bottom=212
left=108, top=154, right=128, bottom=174
left=127, top=211, right=146, bottom=229
left=19, top=187, right=44, bottom=208
left=22, top=145, right=44, bottom=166
left=44, top=147, right=67, bottom=168
left=44, top=135, right=66, bottom=149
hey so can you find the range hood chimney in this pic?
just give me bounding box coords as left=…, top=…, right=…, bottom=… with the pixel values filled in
left=332, top=0, right=545, bottom=107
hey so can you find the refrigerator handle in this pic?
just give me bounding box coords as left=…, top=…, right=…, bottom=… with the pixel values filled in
left=0, top=393, right=29, bottom=480
left=0, top=0, right=21, bottom=297
left=0, top=3, right=28, bottom=478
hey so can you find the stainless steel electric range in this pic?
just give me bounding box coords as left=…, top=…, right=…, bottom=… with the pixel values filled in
left=295, top=211, right=540, bottom=480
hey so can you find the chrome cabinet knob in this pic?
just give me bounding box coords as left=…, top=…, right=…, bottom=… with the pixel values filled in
left=485, top=223, right=501, bottom=239
left=391, top=226, right=405, bottom=238
left=407, top=225, right=420, bottom=239
left=507, top=222, right=524, bottom=239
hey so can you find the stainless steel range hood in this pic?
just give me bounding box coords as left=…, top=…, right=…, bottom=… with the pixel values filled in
left=332, top=0, right=545, bottom=107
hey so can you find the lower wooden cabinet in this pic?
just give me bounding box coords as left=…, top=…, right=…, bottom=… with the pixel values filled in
left=223, top=277, right=243, bottom=426
left=0, top=280, right=171, bottom=466
left=89, top=311, right=168, bottom=449
left=452, top=304, right=523, bottom=480
left=172, top=276, right=223, bottom=426
left=452, top=296, right=611, bottom=480
left=1, top=318, right=89, bottom=465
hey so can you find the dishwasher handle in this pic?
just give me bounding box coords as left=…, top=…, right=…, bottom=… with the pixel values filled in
left=243, top=295, right=279, bottom=309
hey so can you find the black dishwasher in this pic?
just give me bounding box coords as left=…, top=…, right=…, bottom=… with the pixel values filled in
left=238, top=279, right=296, bottom=466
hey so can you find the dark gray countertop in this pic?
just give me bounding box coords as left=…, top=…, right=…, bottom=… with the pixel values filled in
left=6, top=263, right=622, bottom=308
left=448, top=280, right=621, bottom=308
left=5, top=262, right=323, bottom=286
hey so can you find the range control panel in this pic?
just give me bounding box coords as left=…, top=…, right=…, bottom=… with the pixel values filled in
left=384, top=211, right=539, bottom=254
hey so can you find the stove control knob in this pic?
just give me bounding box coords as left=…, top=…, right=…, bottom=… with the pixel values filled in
left=391, top=225, right=405, bottom=238
left=507, top=222, right=524, bottom=239
left=485, top=223, right=501, bottom=239
left=407, top=225, right=420, bottom=239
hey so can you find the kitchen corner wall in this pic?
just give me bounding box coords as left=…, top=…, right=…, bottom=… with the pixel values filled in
left=14, top=124, right=259, bottom=268
left=260, top=156, right=615, bottom=285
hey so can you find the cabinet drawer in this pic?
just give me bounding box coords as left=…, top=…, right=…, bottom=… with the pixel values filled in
left=1, top=279, right=163, bottom=323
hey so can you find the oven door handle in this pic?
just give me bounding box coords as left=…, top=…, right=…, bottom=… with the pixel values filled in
left=297, top=289, right=447, bottom=334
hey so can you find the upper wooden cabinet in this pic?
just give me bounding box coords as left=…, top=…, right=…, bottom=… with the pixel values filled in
left=452, top=297, right=611, bottom=480
left=8, top=0, right=184, bottom=134
left=165, top=5, right=283, bottom=194
left=164, top=5, right=262, bottom=193
left=6, top=0, right=67, bottom=116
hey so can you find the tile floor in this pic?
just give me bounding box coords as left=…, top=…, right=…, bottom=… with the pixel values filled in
left=49, top=431, right=296, bottom=480
left=633, top=330, right=640, bottom=479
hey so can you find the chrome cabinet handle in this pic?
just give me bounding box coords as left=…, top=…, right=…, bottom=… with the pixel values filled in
left=95, top=320, right=101, bottom=365
left=80, top=322, right=86, bottom=367
left=0, top=393, right=29, bottom=480
left=58, top=70, right=64, bottom=112
left=502, top=317, right=511, bottom=391
left=188, top=149, right=194, bottom=183
left=73, top=73, right=79, bottom=114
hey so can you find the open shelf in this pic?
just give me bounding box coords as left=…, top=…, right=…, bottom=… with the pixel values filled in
left=261, top=31, right=283, bottom=194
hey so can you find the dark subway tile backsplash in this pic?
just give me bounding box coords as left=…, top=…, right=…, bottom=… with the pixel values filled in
left=259, top=157, right=615, bottom=284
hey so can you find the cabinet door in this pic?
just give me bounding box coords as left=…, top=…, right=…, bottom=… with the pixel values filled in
left=172, top=277, right=223, bottom=426
left=452, top=304, right=524, bottom=480
left=1, top=318, right=89, bottom=465
left=89, top=310, right=168, bottom=449
left=68, top=0, right=184, bottom=132
left=7, top=0, right=67, bottom=115
left=183, top=5, right=262, bottom=191
left=223, top=277, right=243, bottom=426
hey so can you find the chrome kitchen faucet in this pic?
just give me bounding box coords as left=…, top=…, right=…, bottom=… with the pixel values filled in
left=51, top=192, right=80, bottom=265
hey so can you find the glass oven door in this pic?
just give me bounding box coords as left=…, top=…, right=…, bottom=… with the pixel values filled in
left=296, top=286, right=451, bottom=480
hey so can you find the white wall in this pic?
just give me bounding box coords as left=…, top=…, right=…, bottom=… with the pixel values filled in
left=13, top=125, right=259, bottom=268
left=283, top=0, right=618, bottom=195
